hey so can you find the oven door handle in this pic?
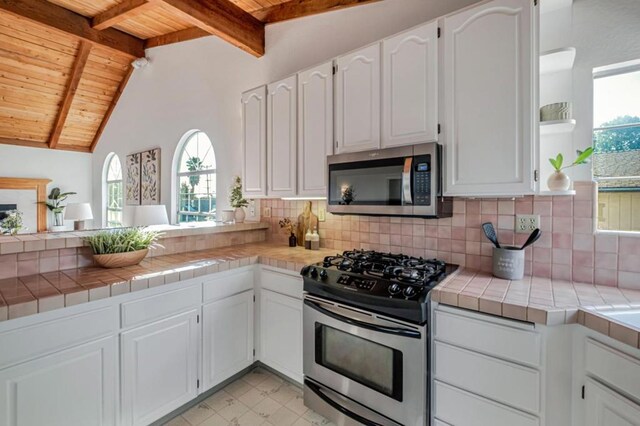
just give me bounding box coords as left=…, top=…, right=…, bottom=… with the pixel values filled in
left=305, top=379, right=385, bottom=426
left=304, top=299, right=421, bottom=339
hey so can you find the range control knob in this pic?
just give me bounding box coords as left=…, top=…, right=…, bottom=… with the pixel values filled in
left=310, top=267, right=318, bottom=278
left=388, top=283, right=402, bottom=296
left=300, top=265, right=310, bottom=276
left=319, top=269, right=328, bottom=280
left=403, top=286, right=417, bottom=298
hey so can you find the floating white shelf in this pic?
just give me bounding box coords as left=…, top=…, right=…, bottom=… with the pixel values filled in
left=540, top=119, right=576, bottom=135
left=540, top=47, right=576, bottom=74
left=538, top=190, right=577, bottom=196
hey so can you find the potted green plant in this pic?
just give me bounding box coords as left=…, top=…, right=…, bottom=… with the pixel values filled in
left=39, top=187, right=76, bottom=231
left=229, top=176, right=249, bottom=223
left=548, top=147, right=594, bottom=191
left=83, top=228, right=162, bottom=268
left=0, top=210, right=25, bottom=235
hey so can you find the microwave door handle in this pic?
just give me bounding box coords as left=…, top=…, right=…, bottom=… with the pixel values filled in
left=402, top=157, right=413, bottom=205
left=304, top=299, right=421, bottom=339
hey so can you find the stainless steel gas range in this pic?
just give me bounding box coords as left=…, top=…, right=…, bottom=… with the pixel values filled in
left=300, top=250, right=457, bottom=425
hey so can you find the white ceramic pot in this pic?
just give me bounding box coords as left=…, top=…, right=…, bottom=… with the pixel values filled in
left=547, top=171, right=571, bottom=191
left=234, top=207, right=245, bottom=223
left=221, top=209, right=234, bottom=223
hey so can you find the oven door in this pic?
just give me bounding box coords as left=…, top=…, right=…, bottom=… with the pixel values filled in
left=303, top=295, right=427, bottom=425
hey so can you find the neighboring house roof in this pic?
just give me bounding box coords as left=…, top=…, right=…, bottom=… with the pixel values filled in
left=593, top=150, right=640, bottom=189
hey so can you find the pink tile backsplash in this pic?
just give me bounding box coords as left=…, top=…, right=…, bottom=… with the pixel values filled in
left=262, top=181, right=640, bottom=290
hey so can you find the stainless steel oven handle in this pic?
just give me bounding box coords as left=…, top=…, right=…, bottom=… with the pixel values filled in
left=305, top=379, right=384, bottom=426
left=304, top=299, right=421, bottom=339
left=402, top=157, right=413, bottom=205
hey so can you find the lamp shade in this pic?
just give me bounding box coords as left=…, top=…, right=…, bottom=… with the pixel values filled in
left=133, top=205, right=169, bottom=227
left=64, top=203, right=93, bottom=221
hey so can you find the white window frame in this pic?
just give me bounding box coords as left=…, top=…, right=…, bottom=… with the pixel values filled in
left=103, top=153, right=123, bottom=228
left=172, top=130, right=217, bottom=225
left=593, top=60, right=640, bottom=235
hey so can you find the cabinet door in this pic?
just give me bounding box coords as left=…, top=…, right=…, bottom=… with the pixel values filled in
left=242, top=86, right=267, bottom=197
left=121, top=310, right=199, bottom=426
left=335, top=44, right=381, bottom=153
left=585, top=378, right=640, bottom=426
left=298, top=62, right=333, bottom=197
left=202, top=290, right=254, bottom=390
left=0, top=336, right=117, bottom=426
left=260, top=290, right=303, bottom=384
left=443, top=0, right=537, bottom=196
left=267, top=76, right=297, bottom=197
left=382, top=21, right=438, bottom=147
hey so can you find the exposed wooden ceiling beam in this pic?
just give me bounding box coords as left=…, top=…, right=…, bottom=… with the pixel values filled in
left=90, top=66, right=135, bottom=152
left=152, top=0, right=265, bottom=57
left=253, top=0, right=382, bottom=23
left=0, top=0, right=145, bottom=58
left=145, top=27, right=209, bottom=49
left=92, top=0, right=156, bottom=31
left=49, top=41, right=92, bottom=149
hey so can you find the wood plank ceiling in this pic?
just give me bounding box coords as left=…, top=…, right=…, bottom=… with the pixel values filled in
left=0, top=0, right=381, bottom=152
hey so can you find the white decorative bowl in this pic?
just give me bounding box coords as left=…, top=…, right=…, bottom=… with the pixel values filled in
left=540, top=102, right=572, bottom=122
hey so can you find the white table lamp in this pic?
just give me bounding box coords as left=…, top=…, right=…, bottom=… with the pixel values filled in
left=133, top=205, right=169, bottom=227
left=64, top=203, right=93, bottom=231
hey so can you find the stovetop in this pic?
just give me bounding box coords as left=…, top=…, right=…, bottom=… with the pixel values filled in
left=301, top=250, right=458, bottom=324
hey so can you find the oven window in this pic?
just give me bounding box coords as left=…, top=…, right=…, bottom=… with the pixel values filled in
left=328, top=158, right=405, bottom=206
left=315, top=324, right=403, bottom=401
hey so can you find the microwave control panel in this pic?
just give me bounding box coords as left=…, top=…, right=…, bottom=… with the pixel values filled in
left=413, top=155, right=431, bottom=206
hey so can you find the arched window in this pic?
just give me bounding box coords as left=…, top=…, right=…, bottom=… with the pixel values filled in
left=104, top=153, right=123, bottom=227
left=176, top=131, right=216, bottom=223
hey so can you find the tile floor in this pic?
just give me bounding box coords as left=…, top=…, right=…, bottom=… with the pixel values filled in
left=163, top=367, right=335, bottom=426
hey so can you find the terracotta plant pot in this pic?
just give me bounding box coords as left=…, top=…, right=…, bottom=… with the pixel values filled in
left=547, top=171, right=571, bottom=191
left=93, top=249, right=149, bottom=269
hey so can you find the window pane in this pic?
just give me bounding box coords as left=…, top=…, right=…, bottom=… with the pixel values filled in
left=107, top=155, right=123, bottom=181
left=178, top=132, right=216, bottom=173
left=598, top=183, right=640, bottom=232
left=178, top=173, right=216, bottom=223
left=594, top=70, right=640, bottom=128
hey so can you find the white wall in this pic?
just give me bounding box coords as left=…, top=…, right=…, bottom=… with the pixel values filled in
left=0, top=144, right=93, bottom=229
left=91, top=0, right=480, bottom=226
left=571, top=0, right=640, bottom=181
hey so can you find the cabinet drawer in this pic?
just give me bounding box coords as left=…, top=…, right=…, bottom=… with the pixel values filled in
left=434, top=308, right=541, bottom=367
left=260, top=267, right=303, bottom=299
left=434, top=381, right=539, bottom=426
left=585, top=338, right=640, bottom=401
left=434, top=341, right=540, bottom=414
left=121, top=284, right=200, bottom=329
left=0, top=306, right=116, bottom=369
left=203, top=268, right=254, bottom=303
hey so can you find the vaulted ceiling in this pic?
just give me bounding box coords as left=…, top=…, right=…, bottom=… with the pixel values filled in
left=0, top=0, right=380, bottom=153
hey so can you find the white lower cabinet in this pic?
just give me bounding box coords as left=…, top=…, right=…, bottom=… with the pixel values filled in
left=432, top=305, right=542, bottom=425
left=585, top=378, right=640, bottom=426
left=0, top=336, right=117, bottom=426
left=120, top=310, right=200, bottom=426
left=202, top=290, right=254, bottom=390
left=260, top=289, right=303, bottom=384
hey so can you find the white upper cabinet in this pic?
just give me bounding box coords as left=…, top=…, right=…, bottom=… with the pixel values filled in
left=443, top=0, right=537, bottom=196
left=267, top=76, right=297, bottom=197
left=382, top=21, right=439, bottom=148
left=298, top=62, right=334, bottom=197
left=335, top=43, right=381, bottom=153
left=242, top=86, right=267, bottom=197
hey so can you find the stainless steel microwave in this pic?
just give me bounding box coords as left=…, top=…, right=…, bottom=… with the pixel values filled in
left=327, top=143, right=451, bottom=218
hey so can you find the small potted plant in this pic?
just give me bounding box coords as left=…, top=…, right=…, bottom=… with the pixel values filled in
left=0, top=210, right=25, bottom=235
left=83, top=228, right=162, bottom=268
left=229, top=176, right=249, bottom=223
left=279, top=218, right=298, bottom=247
left=40, top=187, right=76, bottom=231
left=548, top=147, right=593, bottom=191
